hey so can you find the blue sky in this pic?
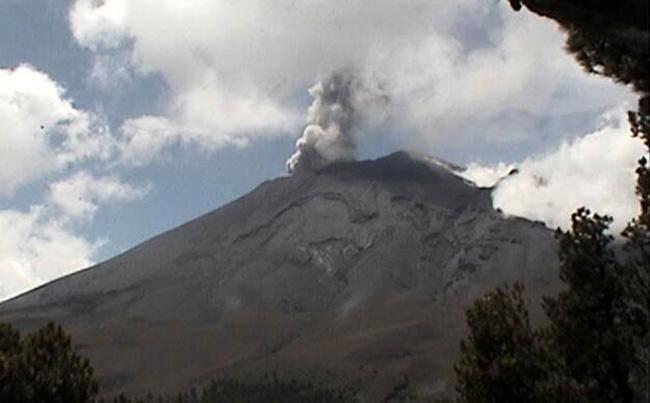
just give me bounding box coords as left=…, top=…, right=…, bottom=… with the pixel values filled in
left=0, top=0, right=644, bottom=300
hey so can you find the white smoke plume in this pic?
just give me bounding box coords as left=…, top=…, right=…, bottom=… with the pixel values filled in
left=287, top=72, right=388, bottom=174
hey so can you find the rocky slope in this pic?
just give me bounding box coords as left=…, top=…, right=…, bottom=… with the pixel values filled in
left=0, top=151, right=560, bottom=401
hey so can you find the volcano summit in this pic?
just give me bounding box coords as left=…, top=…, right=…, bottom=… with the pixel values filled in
left=0, top=151, right=560, bottom=401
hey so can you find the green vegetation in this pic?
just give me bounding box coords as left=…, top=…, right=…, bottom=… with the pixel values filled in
left=0, top=322, right=98, bottom=403
left=454, top=283, right=582, bottom=403
left=455, top=1, right=649, bottom=402
left=546, top=210, right=640, bottom=402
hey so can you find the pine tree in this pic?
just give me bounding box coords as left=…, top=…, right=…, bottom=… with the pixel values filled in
left=0, top=322, right=98, bottom=403
left=622, top=90, right=650, bottom=403
left=455, top=284, right=587, bottom=403
left=0, top=323, right=22, bottom=400
left=455, top=283, right=543, bottom=403
left=546, top=210, right=637, bottom=402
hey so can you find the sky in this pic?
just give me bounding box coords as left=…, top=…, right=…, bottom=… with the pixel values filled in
left=0, top=0, right=645, bottom=301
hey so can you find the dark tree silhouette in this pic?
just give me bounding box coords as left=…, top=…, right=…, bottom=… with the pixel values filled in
left=0, top=322, right=98, bottom=403
left=455, top=284, right=543, bottom=403
left=454, top=284, right=586, bottom=403
left=546, top=210, right=638, bottom=403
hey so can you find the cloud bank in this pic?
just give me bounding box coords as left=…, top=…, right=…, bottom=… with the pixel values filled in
left=0, top=171, right=148, bottom=301
left=69, top=0, right=634, bottom=165
left=0, top=64, right=114, bottom=194
left=0, top=207, right=96, bottom=301
left=0, top=65, right=148, bottom=301
left=462, top=107, right=645, bottom=233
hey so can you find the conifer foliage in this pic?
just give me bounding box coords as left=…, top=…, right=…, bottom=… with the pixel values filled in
left=454, top=284, right=545, bottom=403
left=545, top=210, right=640, bottom=403
left=0, top=322, right=98, bottom=403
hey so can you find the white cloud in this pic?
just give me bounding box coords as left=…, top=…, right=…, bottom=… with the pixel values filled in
left=0, top=64, right=114, bottom=194
left=463, top=107, right=645, bottom=233
left=68, top=0, right=634, bottom=166
left=48, top=172, right=149, bottom=220
left=462, top=161, right=516, bottom=187
left=117, top=90, right=299, bottom=166
left=0, top=170, right=148, bottom=301
left=69, top=0, right=129, bottom=50
left=0, top=63, right=154, bottom=301
left=0, top=206, right=97, bottom=301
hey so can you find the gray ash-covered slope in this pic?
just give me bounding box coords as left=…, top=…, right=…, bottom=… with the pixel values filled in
left=0, top=151, right=560, bottom=401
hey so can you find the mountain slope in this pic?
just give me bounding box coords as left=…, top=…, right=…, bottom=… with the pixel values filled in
left=0, top=152, right=560, bottom=401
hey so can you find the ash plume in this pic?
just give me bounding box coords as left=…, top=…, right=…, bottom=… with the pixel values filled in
left=287, top=72, right=388, bottom=174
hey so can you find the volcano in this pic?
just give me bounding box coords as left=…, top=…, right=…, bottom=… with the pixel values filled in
left=0, top=151, right=560, bottom=401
